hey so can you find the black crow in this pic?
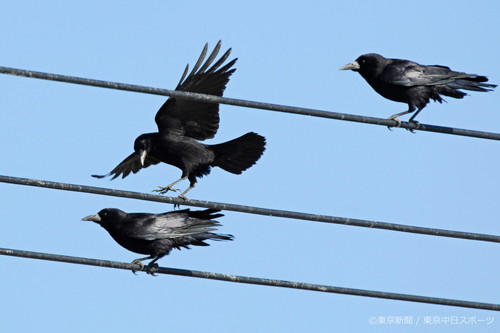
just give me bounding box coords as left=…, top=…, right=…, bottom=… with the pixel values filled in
left=93, top=41, right=266, bottom=198
left=82, top=208, right=232, bottom=273
left=340, top=53, right=496, bottom=124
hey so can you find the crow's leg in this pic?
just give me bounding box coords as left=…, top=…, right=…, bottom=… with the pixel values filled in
left=131, top=255, right=154, bottom=274
left=154, top=176, right=188, bottom=194
left=408, top=107, right=423, bottom=124
left=387, top=105, right=416, bottom=130
left=388, top=111, right=411, bottom=126
left=404, top=107, right=424, bottom=133
left=145, top=257, right=161, bottom=276
left=178, top=181, right=197, bottom=200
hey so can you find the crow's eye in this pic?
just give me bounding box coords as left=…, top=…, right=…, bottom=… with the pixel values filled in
left=101, top=211, right=108, bottom=217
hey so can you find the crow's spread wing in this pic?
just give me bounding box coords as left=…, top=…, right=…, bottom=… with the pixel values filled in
left=154, top=41, right=237, bottom=140
left=92, top=152, right=161, bottom=180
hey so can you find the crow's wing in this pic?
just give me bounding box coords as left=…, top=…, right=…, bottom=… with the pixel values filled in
left=92, top=152, right=161, bottom=180
left=154, top=41, right=237, bottom=140
left=380, top=61, right=475, bottom=87
left=130, top=211, right=220, bottom=241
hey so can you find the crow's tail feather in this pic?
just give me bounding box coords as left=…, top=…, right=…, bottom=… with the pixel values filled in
left=210, top=132, right=266, bottom=174
left=178, top=233, right=234, bottom=249
left=447, top=76, right=497, bottom=93
left=438, top=75, right=496, bottom=99
left=209, top=233, right=234, bottom=241
left=186, top=208, right=224, bottom=220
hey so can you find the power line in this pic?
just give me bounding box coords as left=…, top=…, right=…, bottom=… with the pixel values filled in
left=1, top=65, right=499, bottom=141
left=1, top=247, right=498, bottom=311
left=2, top=174, right=500, bottom=243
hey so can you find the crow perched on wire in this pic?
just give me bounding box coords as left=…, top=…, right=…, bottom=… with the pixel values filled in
left=93, top=41, right=266, bottom=198
left=340, top=53, right=496, bottom=124
left=82, top=208, right=232, bottom=274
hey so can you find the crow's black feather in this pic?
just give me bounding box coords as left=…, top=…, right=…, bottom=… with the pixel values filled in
left=92, top=41, right=266, bottom=197
left=341, top=53, right=496, bottom=122
left=82, top=208, right=233, bottom=268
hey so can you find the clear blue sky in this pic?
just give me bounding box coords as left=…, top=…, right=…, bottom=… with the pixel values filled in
left=1, top=1, right=499, bottom=332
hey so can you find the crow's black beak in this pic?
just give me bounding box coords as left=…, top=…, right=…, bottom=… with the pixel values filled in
left=340, top=61, right=360, bottom=71
left=82, top=214, right=101, bottom=222
left=139, top=150, right=147, bottom=166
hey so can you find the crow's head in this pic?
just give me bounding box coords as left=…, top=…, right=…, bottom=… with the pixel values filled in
left=134, top=134, right=155, bottom=166
left=340, top=53, right=387, bottom=79
left=82, top=208, right=127, bottom=229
